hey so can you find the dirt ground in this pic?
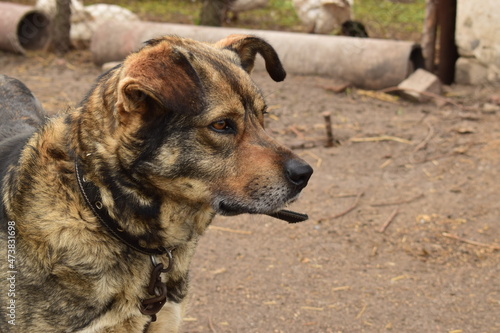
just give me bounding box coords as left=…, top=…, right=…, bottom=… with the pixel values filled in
left=1, top=49, right=499, bottom=333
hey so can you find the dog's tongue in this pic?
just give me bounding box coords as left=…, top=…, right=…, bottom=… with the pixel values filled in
left=266, top=209, right=309, bottom=223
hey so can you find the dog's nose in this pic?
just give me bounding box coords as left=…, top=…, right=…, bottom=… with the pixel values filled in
left=285, top=159, right=313, bottom=190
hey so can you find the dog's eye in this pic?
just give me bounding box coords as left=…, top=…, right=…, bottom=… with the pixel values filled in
left=209, top=119, right=236, bottom=134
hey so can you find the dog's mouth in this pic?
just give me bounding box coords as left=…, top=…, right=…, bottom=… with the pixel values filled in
left=214, top=192, right=300, bottom=217
left=217, top=201, right=248, bottom=216
left=217, top=200, right=271, bottom=216
left=215, top=195, right=309, bottom=223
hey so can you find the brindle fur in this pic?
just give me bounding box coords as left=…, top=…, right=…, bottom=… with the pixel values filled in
left=0, top=35, right=312, bottom=332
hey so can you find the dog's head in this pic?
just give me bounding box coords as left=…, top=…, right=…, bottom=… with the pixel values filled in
left=95, top=35, right=312, bottom=217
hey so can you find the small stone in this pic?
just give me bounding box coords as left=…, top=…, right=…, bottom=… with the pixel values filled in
left=397, top=69, right=442, bottom=102
left=482, top=103, right=500, bottom=114
left=489, top=94, right=500, bottom=105
left=455, top=57, right=488, bottom=85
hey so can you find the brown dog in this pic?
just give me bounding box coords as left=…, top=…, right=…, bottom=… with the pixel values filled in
left=0, top=35, right=312, bottom=332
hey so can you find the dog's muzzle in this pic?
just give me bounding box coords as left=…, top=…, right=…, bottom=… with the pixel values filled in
left=213, top=157, right=313, bottom=218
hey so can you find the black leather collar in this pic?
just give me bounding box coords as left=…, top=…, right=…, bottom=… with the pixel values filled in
left=75, top=158, right=169, bottom=256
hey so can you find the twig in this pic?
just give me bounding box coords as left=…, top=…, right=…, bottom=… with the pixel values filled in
left=371, top=193, right=424, bottom=207
left=208, top=226, right=252, bottom=235
left=334, top=193, right=360, bottom=198
left=410, top=121, right=435, bottom=163
left=289, top=140, right=317, bottom=150
left=326, top=192, right=363, bottom=220
left=332, top=286, right=351, bottom=292
left=355, top=303, right=367, bottom=319
left=300, top=150, right=323, bottom=168
left=442, top=232, right=500, bottom=250
left=289, top=125, right=305, bottom=140
left=318, top=82, right=350, bottom=93
left=322, top=111, right=335, bottom=147
left=208, top=316, right=217, bottom=333
left=413, top=120, right=435, bottom=153
left=411, top=152, right=457, bottom=164
left=378, top=208, right=399, bottom=233
left=357, top=89, right=399, bottom=103
left=301, top=306, right=324, bottom=311
left=350, top=136, right=411, bottom=144
left=330, top=192, right=360, bottom=198
left=380, top=86, right=465, bottom=109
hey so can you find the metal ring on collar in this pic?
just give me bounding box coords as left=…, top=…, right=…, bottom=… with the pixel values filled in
left=150, top=248, right=174, bottom=273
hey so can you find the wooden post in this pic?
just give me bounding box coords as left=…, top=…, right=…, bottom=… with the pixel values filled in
left=421, top=0, right=438, bottom=72
left=436, top=0, right=459, bottom=84
left=199, top=0, right=235, bottom=26
left=322, top=111, right=335, bottom=147
left=48, top=0, right=71, bottom=55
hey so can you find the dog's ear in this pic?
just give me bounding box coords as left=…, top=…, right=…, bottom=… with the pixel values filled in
left=116, top=78, right=161, bottom=116
left=114, top=77, right=167, bottom=128
left=115, top=47, right=205, bottom=125
left=215, top=34, right=286, bottom=82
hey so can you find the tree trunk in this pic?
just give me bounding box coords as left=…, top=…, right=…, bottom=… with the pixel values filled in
left=49, top=0, right=71, bottom=55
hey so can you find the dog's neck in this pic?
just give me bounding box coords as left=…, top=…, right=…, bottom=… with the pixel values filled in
left=69, top=135, right=215, bottom=253
left=75, top=157, right=170, bottom=255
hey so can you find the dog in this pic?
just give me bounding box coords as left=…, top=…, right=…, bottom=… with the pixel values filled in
left=0, top=34, right=313, bottom=332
